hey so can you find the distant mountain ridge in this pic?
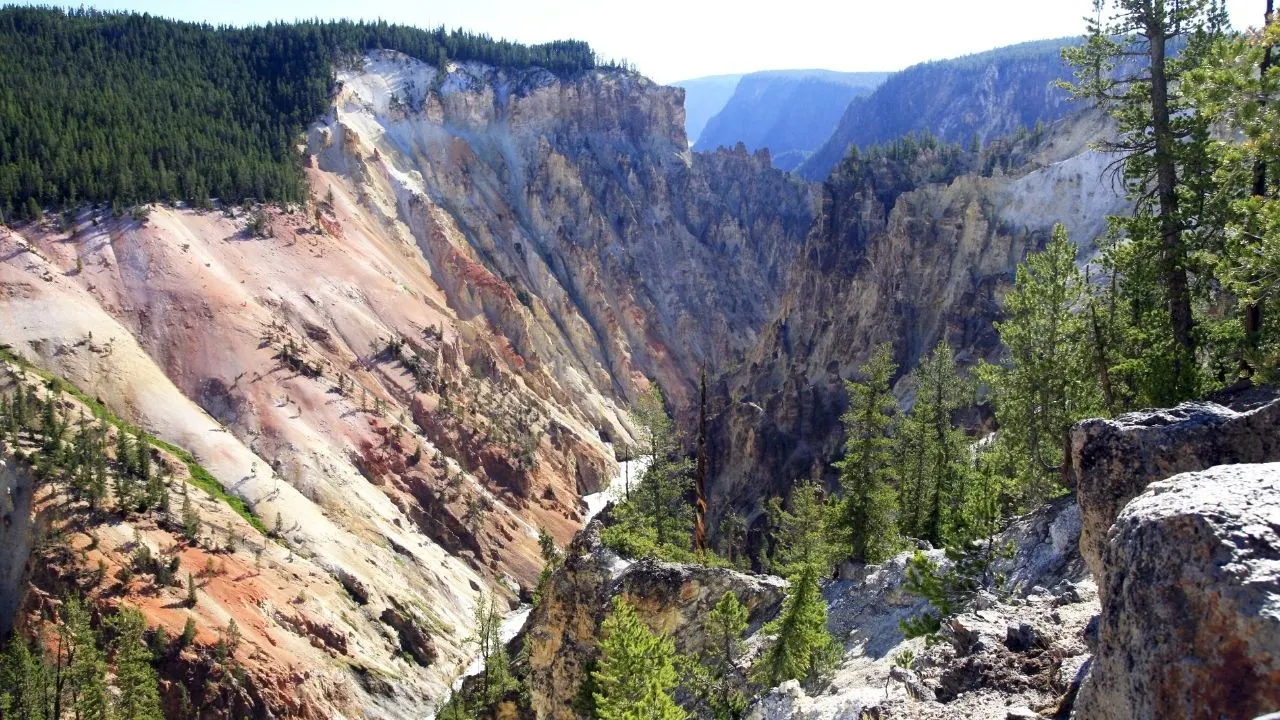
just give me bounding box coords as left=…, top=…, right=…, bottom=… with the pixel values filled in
left=796, top=38, right=1080, bottom=180
left=672, top=74, right=743, bottom=146
left=693, top=69, right=889, bottom=171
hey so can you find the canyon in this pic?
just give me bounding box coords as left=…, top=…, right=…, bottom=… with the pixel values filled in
left=1, top=21, right=1274, bottom=720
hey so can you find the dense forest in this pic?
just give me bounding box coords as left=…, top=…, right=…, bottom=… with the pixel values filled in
left=0, top=6, right=611, bottom=219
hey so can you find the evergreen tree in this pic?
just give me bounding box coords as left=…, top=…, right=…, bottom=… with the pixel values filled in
left=900, top=340, right=972, bottom=548
left=181, top=489, right=201, bottom=542
left=765, top=481, right=835, bottom=577
left=108, top=607, right=163, bottom=720
left=61, top=597, right=109, bottom=720
left=1063, top=0, right=1230, bottom=401
left=979, top=226, right=1104, bottom=507
left=591, top=597, right=686, bottom=720
left=752, top=560, right=835, bottom=687
left=694, top=591, right=750, bottom=720
left=632, top=385, right=694, bottom=548
left=0, top=633, right=51, bottom=720
left=834, top=344, right=900, bottom=564
left=1184, top=15, right=1280, bottom=379
left=471, top=595, right=516, bottom=705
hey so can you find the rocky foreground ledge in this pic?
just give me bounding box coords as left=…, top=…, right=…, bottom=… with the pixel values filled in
left=513, top=388, right=1280, bottom=720
left=1075, top=462, right=1280, bottom=719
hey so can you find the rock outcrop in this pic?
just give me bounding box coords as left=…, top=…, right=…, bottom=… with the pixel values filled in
left=749, top=498, right=1096, bottom=719
left=523, top=513, right=786, bottom=720
left=1069, top=387, right=1280, bottom=579
left=1073, top=463, right=1280, bottom=720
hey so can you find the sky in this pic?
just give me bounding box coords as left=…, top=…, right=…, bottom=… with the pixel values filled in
left=16, top=0, right=1267, bottom=83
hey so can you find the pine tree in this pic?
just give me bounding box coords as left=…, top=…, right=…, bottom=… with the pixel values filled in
left=471, top=595, right=516, bottom=705
left=179, top=617, right=197, bottom=648
left=835, top=344, right=900, bottom=564
left=694, top=591, right=750, bottom=720
left=109, top=607, right=163, bottom=720
left=0, top=632, right=51, bottom=720
left=632, top=385, right=694, bottom=548
left=1183, top=13, right=1280, bottom=380
left=61, top=597, right=109, bottom=720
left=591, top=597, right=686, bottom=720
left=181, top=489, right=201, bottom=542
left=185, top=573, right=197, bottom=608
left=752, top=560, right=835, bottom=687
left=980, top=226, right=1105, bottom=506
left=902, top=340, right=973, bottom=547
left=134, top=426, right=151, bottom=484
left=766, top=481, right=834, bottom=577
left=1063, top=0, right=1230, bottom=401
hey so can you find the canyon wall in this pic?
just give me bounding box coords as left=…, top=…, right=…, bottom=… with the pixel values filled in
left=0, top=50, right=814, bottom=714
left=706, top=110, right=1128, bottom=540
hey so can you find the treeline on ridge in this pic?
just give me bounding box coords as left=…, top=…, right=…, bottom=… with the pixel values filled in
left=0, top=5, right=612, bottom=220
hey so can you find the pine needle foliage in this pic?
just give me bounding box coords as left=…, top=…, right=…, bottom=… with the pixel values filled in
left=591, top=597, right=686, bottom=720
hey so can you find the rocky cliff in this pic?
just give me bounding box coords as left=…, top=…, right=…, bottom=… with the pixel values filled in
left=515, top=387, right=1280, bottom=720
left=797, top=38, right=1079, bottom=181
left=0, top=49, right=815, bottom=715
left=317, top=51, right=815, bottom=410
left=521, top=512, right=786, bottom=720
left=706, top=110, right=1127, bottom=542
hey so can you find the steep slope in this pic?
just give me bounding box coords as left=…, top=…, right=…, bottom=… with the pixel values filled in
left=694, top=70, right=889, bottom=171
left=318, top=51, right=816, bottom=409
left=797, top=39, right=1078, bottom=181
left=0, top=49, right=815, bottom=715
left=706, top=110, right=1127, bottom=540
left=672, top=73, right=744, bottom=145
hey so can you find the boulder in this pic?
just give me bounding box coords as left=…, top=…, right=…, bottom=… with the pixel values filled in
left=1069, top=387, right=1280, bottom=580
left=1073, top=463, right=1280, bottom=720
left=379, top=606, right=437, bottom=667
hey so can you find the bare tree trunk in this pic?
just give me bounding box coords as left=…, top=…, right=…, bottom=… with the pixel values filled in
left=1147, top=12, right=1196, bottom=381
left=1245, top=0, right=1276, bottom=375
left=694, top=370, right=708, bottom=553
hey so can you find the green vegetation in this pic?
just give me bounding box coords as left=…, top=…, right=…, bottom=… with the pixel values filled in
left=753, top=483, right=837, bottom=686
left=678, top=592, right=750, bottom=720
left=600, top=385, right=706, bottom=564
left=0, top=598, right=163, bottom=720
left=591, top=597, right=686, bottom=720
left=531, top=528, right=562, bottom=609
left=833, top=344, right=899, bottom=564
left=978, top=226, right=1104, bottom=506
left=0, top=6, right=613, bottom=218
left=0, top=346, right=266, bottom=534
left=1062, top=0, right=1280, bottom=400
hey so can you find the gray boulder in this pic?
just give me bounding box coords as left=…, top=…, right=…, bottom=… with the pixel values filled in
left=1069, top=387, right=1280, bottom=580
left=1073, top=463, right=1280, bottom=719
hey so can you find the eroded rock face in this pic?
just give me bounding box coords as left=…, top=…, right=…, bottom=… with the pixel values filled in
left=1069, top=387, right=1280, bottom=579
left=1073, top=463, right=1280, bottom=720
left=708, top=111, right=1128, bottom=541
left=523, top=514, right=786, bottom=720
left=0, top=456, right=36, bottom=635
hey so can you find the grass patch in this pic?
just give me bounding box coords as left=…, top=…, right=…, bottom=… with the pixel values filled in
left=0, top=345, right=268, bottom=535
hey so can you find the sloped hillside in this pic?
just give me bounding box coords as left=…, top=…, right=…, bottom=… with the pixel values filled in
left=0, top=46, right=815, bottom=714
left=693, top=70, right=889, bottom=171
left=797, top=39, right=1077, bottom=180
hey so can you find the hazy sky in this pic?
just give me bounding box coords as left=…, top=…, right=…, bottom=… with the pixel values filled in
left=20, top=0, right=1267, bottom=83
